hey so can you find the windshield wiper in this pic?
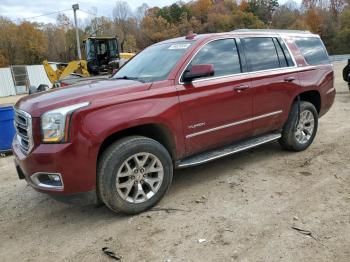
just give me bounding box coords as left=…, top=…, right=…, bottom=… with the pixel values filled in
left=114, top=76, right=145, bottom=83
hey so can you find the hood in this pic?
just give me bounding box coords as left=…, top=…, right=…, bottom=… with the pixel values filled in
left=16, top=79, right=151, bottom=117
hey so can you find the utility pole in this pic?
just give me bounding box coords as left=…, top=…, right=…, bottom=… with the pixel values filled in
left=72, top=4, right=82, bottom=60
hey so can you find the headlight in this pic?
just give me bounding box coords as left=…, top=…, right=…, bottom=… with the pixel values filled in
left=41, top=102, right=89, bottom=143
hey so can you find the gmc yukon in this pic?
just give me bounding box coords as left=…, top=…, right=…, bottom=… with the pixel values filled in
left=13, top=29, right=335, bottom=214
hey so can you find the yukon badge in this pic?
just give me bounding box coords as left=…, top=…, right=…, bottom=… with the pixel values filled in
left=188, top=122, right=206, bottom=129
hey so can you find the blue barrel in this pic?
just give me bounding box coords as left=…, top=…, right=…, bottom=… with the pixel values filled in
left=0, top=104, right=16, bottom=152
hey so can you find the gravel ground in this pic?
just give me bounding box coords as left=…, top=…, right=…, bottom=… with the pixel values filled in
left=0, top=62, right=349, bottom=262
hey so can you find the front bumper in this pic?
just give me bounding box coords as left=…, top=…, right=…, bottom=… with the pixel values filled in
left=14, top=162, right=64, bottom=191
left=12, top=137, right=97, bottom=195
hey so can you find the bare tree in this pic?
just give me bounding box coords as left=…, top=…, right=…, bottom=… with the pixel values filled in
left=113, top=1, right=132, bottom=21
left=136, top=3, right=150, bottom=24
left=112, top=1, right=134, bottom=52
left=330, top=0, right=345, bottom=17
left=85, top=16, right=113, bottom=36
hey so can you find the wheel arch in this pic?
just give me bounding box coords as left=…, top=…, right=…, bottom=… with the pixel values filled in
left=294, top=90, right=321, bottom=114
left=97, top=123, right=177, bottom=164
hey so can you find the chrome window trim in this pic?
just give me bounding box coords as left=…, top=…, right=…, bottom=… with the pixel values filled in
left=182, top=66, right=301, bottom=84
left=186, top=110, right=283, bottom=139
left=178, top=35, right=297, bottom=85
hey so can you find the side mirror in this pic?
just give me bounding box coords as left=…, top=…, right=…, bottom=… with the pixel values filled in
left=183, top=64, right=214, bottom=83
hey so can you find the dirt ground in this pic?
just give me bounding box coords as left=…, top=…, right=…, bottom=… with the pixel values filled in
left=0, top=94, right=27, bottom=105
left=0, top=62, right=349, bottom=262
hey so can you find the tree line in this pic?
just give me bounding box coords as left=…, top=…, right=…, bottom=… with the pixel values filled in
left=0, top=0, right=349, bottom=67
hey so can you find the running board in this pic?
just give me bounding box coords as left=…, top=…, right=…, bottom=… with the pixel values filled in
left=176, top=133, right=281, bottom=168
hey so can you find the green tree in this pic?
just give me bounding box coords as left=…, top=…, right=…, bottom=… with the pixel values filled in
left=232, top=10, right=266, bottom=29
left=247, top=0, right=279, bottom=24
left=157, top=3, right=191, bottom=24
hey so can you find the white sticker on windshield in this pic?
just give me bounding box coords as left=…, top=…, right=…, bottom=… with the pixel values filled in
left=169, top=44, right=191, bottom=50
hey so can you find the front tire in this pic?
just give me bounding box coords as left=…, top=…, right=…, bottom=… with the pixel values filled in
left=98, top=136, right=173, bottom=215
left=279, top=101, right=318, bottom=151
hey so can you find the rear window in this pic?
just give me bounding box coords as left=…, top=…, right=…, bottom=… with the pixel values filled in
left=294, top=37, right=330, bottom=65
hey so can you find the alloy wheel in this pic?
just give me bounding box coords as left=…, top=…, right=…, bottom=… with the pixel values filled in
left=116, top=152, right=164, bottom=203
left=295, top=109, right=315, bottom=144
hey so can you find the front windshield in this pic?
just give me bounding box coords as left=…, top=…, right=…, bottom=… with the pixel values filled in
left=113, top=41, right=193, bottom=83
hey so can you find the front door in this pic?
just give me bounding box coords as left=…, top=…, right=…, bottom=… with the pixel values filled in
left=176, top=38, right=254, bottom=156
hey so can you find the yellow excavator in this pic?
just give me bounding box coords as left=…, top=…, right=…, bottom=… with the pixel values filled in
left=42, top=36, right=134, bottom=88
left=43, top=59, right=90, bottom=84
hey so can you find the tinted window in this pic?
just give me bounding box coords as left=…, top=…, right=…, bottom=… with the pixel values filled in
left=189, top=39, right=241, bottom=78
left=242, top=37, right=281, bottom=71
left=294, top=37, right=330, bottom=65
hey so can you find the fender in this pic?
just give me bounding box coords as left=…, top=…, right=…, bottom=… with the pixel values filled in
left=70, top=93, right=186, bottom=160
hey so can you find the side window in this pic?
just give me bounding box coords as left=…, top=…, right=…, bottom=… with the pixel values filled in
left=242, top=37, right=281, bottom=71
left=294, top=37, right=330, bottom=65
left=189, top=39, right=241, bottom=79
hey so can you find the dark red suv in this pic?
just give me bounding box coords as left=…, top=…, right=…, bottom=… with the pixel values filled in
left=13, top=29, right=335, bottom=214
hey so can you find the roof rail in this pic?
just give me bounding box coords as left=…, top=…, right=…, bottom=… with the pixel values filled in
left=233, top=29, right=312, bottom=34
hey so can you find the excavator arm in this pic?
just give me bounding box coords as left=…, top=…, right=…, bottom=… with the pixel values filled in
left=43, top=60, right=90, bottom=85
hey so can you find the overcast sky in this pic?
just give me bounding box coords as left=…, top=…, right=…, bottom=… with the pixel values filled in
left=0, top=0, right=191, bottom=24
left=0, top=0, right=298, bottom=24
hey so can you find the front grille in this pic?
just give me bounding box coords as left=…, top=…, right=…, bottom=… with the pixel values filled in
left=14, top=109, right=34, bottom=155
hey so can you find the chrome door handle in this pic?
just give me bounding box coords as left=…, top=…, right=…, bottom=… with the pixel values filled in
left=233, top=85, right=249, bottom=92
left=284, top=77, right=295, bottom=82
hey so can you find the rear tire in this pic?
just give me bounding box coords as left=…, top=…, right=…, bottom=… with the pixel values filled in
left=98, top=136, right=173, bottom=215
left=279, top=101, right=318, bottom=151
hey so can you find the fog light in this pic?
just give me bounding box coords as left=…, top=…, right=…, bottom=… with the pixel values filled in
left=30, top=172, right=63, bottom=190
left=48, top=174, right=60, bottom=182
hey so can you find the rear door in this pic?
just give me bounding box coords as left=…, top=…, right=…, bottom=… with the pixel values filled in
left=176, top=38, right=254, bottom=156
left=240, top=36, right=300, bottom=135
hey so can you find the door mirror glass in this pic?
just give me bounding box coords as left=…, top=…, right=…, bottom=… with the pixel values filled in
left=183, top=64, right=214, bottom=82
